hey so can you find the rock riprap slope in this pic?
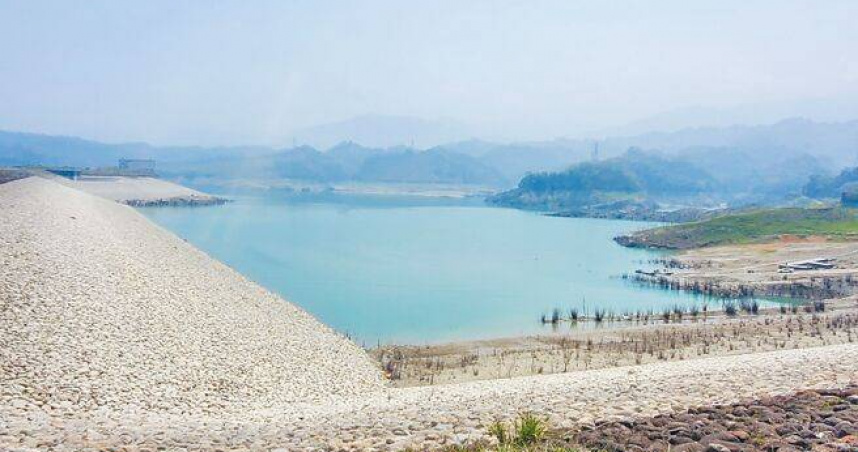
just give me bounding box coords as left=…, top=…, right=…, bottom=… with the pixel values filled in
left=2, top=344, right=857, bottom=451
left=0, top=177, right=383, bottom=417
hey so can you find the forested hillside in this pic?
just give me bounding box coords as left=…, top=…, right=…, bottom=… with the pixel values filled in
left=489, top=147, right=827, bottom=211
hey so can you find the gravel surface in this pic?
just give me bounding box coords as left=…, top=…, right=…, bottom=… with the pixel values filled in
left=0, top=177, right=383, bottom=416
left=2, top=343, right=856, bottom=451
left=574, top=385, right=858, bottom=452
left=2, top=177, right=857, bottom=452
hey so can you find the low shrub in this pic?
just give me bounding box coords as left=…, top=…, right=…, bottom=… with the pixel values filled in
left=513, top=413, right=547, bottom=446
left=568, top=308, right=579, bottom=322
left=488, top=413, right=547, bottom=448
left=724, top=301, right=738, bottom=317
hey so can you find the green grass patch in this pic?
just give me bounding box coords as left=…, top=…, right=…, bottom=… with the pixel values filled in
left=619, top=207, right=858, bottom=249
left=435, top=413, right=605, bottom=452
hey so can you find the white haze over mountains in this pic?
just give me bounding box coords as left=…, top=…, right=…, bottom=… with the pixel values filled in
left=2, top=0, right=858, bottom=198
left=288, top=115, right=472, bottom=150
left=3, top=117, right=857, bottom=186
left=1, top=1, right=857, bottom=147
left=593, top=96, right=858, bottom=140
left=285, top=96, right=858, bottom=150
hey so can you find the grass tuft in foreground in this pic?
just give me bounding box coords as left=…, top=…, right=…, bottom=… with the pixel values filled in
left=440, top=414, right=600, bottom=452
left=486, top=413, right=547, bottom=447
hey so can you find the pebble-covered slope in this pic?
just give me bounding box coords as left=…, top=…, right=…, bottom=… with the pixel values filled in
left=0, top=177, right=383, bottom=416
left=3, top=344, right=857, bottom=451
left=574, top=385, right=858, bottom=452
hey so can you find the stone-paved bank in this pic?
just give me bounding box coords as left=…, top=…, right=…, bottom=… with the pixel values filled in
left=0, top=178, right=382, bottom=438
left=3, top=178, right=858, bottom=452
left=574, top=385, right=858, bottom=452
left=3, top=344, right=857, bottom=451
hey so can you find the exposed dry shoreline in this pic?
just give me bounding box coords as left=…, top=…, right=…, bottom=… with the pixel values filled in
left=374, top=302, right=858, bottom=387
left=375, top=239, right=858, bottom=387
left=629, top=239, right=858, bottom=300
left=2, top=177, right=858, bottom=451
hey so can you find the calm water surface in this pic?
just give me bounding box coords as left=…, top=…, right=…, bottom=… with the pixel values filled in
left=142, top=195, right=719, bottom=345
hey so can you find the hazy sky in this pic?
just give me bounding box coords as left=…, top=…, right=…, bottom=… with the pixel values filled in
left=1, top=0, right=857, bottom=146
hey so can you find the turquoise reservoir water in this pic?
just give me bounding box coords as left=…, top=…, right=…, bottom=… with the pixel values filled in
left=141, top=195, right=717, bottom=345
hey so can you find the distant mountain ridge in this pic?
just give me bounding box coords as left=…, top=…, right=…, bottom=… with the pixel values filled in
left=597, top=97, right=858, bottom=138
left=0, top=130, right=270, bottom=168
left=0, top=130, right=586, bottom=187
left=167, top=143, right=509, bottom=187
left=2, top=117, right=857, bottom=189
left=592, top=118, right=858, bottom=168
left=289, top=114, right=472, bottom=149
